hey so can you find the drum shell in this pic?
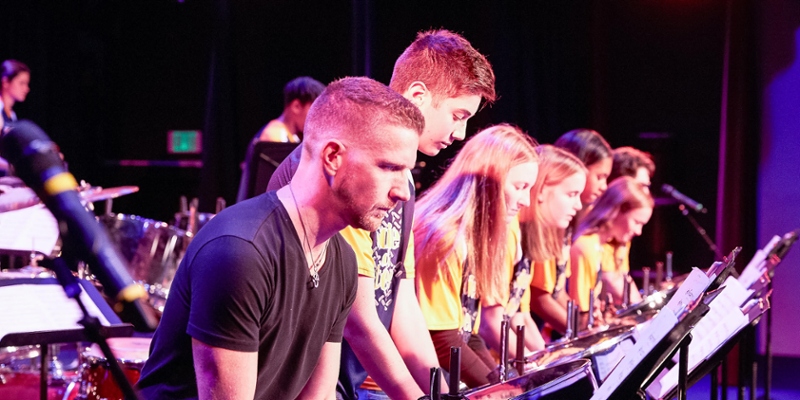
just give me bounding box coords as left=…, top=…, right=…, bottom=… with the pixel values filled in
left=78, top=337, right=151, bottom=400
left=99, top=214, right=188, bottom=311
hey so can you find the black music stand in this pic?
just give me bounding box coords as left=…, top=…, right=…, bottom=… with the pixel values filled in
left=0, top=278, right=134, bottom=400
left=245, top=141, right=299, bottom=199
left=661, top=317, right=761, bottom=400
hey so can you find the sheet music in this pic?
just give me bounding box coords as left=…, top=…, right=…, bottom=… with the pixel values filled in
left=738, top=235, right=781, bottom=289
left=593, top=336, right=635, bottom=382
left=590, top=308, right=678, bottom=400
left=0, top=283, right=110, bottom=342
left=0, top=204, right=59, bottom=255
left=646, top=276, right=751, bottom=398
left=664, top=267, right=709, bottom=316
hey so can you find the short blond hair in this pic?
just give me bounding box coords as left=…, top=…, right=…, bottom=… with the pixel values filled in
left=303, top=77, right=425, bottom=156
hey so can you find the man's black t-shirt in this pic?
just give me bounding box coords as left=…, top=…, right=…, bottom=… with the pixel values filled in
left=138, top=191, right=358, bottom=399
left=268, top=146, right=415, bottom=399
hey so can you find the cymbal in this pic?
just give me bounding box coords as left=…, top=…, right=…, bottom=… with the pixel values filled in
left=80, top=186, right=139, bottom=202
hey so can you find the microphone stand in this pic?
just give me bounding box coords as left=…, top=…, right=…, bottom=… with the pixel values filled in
left=50, top=257, right=144, bottom=400
left=678, top=204, right=724, bottom=260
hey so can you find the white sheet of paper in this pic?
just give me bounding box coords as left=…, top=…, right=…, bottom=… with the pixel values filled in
left=0, top=283, right=110, bottom=342
left=0, top=204, right=59, bottom=255
left=738, top=235, right=781, bottom=290
left=590, top=308, right=678, bottom=400
left=664, top=267, right=709, bottom=316
left=646, top=276, right=751, bottom=398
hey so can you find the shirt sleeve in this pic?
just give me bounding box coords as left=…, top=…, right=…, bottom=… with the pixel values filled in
left=339, top=226, right=376, bottom=277
left=186, top=237, right=270, bottom=352
left=403, top=230, right=415, bottom=280
left=569, top=235, right=599, bottom=312
left=327, top=242, right=359, bottom=343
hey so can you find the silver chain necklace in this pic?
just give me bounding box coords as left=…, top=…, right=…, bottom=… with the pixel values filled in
left=289, top=183, right=329, bottom=288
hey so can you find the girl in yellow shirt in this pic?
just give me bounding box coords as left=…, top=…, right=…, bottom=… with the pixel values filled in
left=569, top=177, right=653, bottom=318
left=518, top=145, right=587, bottom=335
left=414, top=124, right=538, bottom=388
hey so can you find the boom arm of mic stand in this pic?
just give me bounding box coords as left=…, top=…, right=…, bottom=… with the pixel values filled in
left=678, top=204, right=723, bottom=260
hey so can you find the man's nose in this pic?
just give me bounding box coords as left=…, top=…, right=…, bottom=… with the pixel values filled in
left=390, top=177, right=410, bottom=202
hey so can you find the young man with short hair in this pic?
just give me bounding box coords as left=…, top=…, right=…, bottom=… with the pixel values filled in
left=138, top=77, right=424, bottom=400
left=268, top=29, right=496, bottom=400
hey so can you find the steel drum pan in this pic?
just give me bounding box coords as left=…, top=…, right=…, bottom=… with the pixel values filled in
left=465, top=359, right=597, bottom=400
left=524, top=324, right=636, bottom=385
left=614, top=286, right=677, bottom=322
left=99, top=214, right=190, bottom=312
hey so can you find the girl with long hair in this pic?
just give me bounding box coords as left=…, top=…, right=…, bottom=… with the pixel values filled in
left=518, top=145, right=587, bottom=335
left=569, top=177, right=654, bottom=320
left=414, top=124, right=538, bottom=388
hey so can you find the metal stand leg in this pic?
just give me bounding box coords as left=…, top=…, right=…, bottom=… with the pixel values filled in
left=712, top=364, right=719, bottom=400
left=40, top=344, right=48, bottom=400
left=722, top=359, right=729, bottom=400
left=678, top=334, right=692, bottom=400
left=762, top=280, right=773, bottom=400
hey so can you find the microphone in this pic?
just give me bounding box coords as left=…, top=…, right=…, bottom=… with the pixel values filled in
left=661, top=184, right=707, bottom=213
left=0, top=120, right=157, bottom=331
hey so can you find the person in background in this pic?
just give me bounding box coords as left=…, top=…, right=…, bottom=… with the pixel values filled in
left=415, top=124, right=538, bottom=388
left=236, top=76, right=326, bottom=203
left=554, top=129, right=613, bottom=211
left=268, top=29, right=497, bottom=400
left=520, top=145, right=587, bottom=336
left=608, top=146, right=655, bottom=195
left=569, top=177, right=653, bottom=325
left=1, top=60, right=30, bottom=125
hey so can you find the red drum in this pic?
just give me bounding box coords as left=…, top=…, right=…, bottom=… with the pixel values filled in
left=78, top=338, right=151, bottom=400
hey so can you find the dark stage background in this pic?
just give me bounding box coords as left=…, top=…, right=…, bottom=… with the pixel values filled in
left=4, top=0, right=784, bottom=351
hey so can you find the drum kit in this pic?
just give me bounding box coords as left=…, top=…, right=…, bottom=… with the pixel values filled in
left=0, top=183, right=220, bottom=400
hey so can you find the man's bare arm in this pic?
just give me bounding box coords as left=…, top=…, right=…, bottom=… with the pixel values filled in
left=344, top=276, right=423, bottom=400
left=390, top=278, right=448, bottom=394
left=297, top=342, right=342, bottom=400
left=192, top=338, right=257, bottom=400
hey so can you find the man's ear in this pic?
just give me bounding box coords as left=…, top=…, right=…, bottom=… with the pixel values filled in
left=320, top=139, right=346, bottom=177
left=288, top=98, right=304, bottom=114
left=404, top=81, right=431, bottom=108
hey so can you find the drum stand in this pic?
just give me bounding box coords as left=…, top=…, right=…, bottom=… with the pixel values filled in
left=49, top=257, right=144, bottom=400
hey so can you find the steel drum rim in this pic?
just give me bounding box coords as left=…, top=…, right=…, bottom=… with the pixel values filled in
left=509, top=359, right=597, bottom=399
left=464, top=359, right=594, bottom=399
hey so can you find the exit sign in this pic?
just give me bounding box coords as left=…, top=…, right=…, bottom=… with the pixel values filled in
left=168, top=130, right=202, bottom=154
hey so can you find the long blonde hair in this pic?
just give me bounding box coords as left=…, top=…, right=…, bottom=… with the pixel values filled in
left=414, top=124, right=538, bottom=304
left=574, top=176, right=654, bottom=245
left=519, top=145, right=587, bottom=262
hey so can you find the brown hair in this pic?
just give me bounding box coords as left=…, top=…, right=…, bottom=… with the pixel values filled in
left=414, top=124, right=538, bottom=304
left=574, top=177, right=654, bottom=245
left=303, top=77, right=425, bottom=155
left=389, top=29, right=496, bottom=106
left=1, top=60, right=30, bottom=82
left=519, top=145, right=587, bottom=262
left=608, top=146, right=656, bottom=183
